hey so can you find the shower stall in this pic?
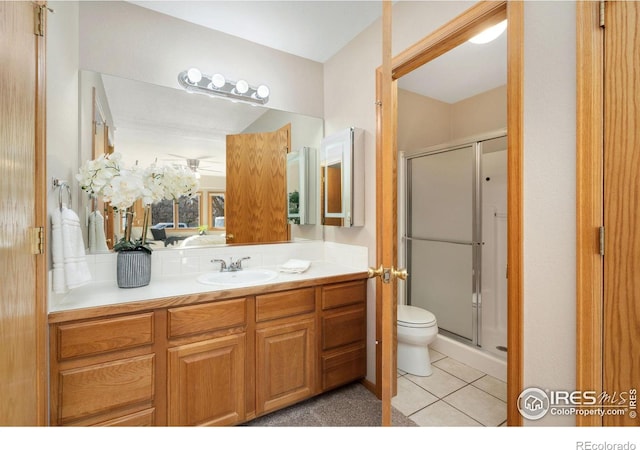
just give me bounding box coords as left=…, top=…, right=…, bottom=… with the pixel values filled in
left=400, top=132, right=507, bottom=360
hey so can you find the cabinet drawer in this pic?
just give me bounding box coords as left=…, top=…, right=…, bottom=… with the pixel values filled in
left=321, top=281, right=366, bottom=310
left=168, top=298, right=246, bottom=339
left=57, top=313, right=154, bottom=360
left=58, top=354, right=155, bottom=423
left=321, top=344, right=366, bottom=391
left=256, top=288, right=315, bottom=322
left=322, top=305, right=366, bottom=351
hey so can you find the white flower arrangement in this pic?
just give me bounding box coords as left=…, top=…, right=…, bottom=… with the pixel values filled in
left=77, top=152, right=199, bottom=252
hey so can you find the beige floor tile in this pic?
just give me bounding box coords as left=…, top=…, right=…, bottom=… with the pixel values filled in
left=472, top=375, right=507, bottom=402
left=443, top=385, right=506, bottom=426
left=409, top=400, right=482, bottom=427
left=405, top=366, right=467, bottom=398
left=392, top=377, right=439, bottom=416
left=428, top=348, right=446, bottom=362
left=433, top=357, right=485, bottom=383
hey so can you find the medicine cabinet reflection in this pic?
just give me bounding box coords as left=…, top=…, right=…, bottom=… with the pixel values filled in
left=287, top=147, right=317, bottom=225
left=320, top=127, right=364, bottom=228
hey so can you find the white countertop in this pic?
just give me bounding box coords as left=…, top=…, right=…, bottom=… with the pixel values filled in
left=49, top=261, right=367, bottom=314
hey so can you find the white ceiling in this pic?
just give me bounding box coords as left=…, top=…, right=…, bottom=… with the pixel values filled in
left=128, top=1, right=383, bottom=64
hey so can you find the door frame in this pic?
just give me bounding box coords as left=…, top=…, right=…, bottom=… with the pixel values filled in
left=575, top=1, right=604, bottom=427
left=375, top=0, right=524, bottom=426
left=35, top=1, right=48, bottom=425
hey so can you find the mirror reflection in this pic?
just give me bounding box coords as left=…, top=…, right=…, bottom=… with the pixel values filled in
left=287, top=147, right=317, bottom=226
left=80, top=71, right=324, bottom=252
left=320, top=128, right=364, bottom=228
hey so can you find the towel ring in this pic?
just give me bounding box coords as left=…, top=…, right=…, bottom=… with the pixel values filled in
left=53, top=178, right=72, bottom=210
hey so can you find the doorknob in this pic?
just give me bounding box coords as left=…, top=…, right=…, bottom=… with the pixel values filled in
left=392, top=267, right=408, bottom=281
left=368, top=265, right=409, bottom=283
left=368, top=265, right=384, bottom=278
left=227, top=233, right=234, bottom=242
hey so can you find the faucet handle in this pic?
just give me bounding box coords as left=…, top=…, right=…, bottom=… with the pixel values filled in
left=229, top=256, right=250, bottom=270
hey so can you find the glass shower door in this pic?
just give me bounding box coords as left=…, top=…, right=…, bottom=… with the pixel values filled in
left=406, top=144, right=478, bottom=343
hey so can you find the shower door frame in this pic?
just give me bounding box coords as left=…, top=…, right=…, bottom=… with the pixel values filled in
left=401, top=130, right=507, bottom=349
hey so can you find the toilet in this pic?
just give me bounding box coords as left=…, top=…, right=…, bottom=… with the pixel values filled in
left=397, top=304, right=438, bottom=376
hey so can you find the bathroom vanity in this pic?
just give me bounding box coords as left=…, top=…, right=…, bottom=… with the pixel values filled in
left=48, top=267, right=367, bottom=426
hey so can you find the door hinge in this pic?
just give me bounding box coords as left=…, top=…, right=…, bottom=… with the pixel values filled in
left=29, top=227, right=45, bottom=255
left=34, top=4, right=53, bottom=37
left=599, top=226, right=605, bottom=256
left=34, top=4, right=45, bottom=36
left=599, top=0, right=605, bottom=28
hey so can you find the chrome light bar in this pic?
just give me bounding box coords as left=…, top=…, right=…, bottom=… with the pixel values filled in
left=177, top=68, right=270, bottom=105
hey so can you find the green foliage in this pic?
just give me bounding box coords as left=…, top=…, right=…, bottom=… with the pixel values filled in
left=114, top=238, right=152, bottom=254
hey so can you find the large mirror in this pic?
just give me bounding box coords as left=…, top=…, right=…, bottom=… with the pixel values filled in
left=80, top=70, right=324, bottom=252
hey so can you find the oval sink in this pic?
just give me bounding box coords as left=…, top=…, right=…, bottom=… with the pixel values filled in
left=197, top=269, right=278, bottom=286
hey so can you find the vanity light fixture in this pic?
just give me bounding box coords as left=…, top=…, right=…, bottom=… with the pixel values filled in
left=178, top=68, right=270, bottom=105
left=468, top=19, right=507, bottom=44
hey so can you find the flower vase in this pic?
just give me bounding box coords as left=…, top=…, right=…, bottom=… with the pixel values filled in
left=117, top=250, right=151, bottom=288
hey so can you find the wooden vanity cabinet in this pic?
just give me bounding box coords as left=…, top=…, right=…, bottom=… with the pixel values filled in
left=49, top=312, right=156, bottom=426
left=255, top=287, right=316, bottom=415
left=166, top=298, right=247, bottom=426
left=320, top=280, right=367, bottom=391
left=49, top=275, right=367, bottom=426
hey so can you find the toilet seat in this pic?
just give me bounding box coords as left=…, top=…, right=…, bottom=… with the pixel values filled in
left=398, top=304, right=437, bottom=328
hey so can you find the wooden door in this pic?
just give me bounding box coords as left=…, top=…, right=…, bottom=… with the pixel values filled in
left=378, top=1, right=521, bottom=426
left=603, top=0, right=640, bottom=427
left=0, top=1, right=47, bottom=425
left=225, top=124, right=291, bottom=244
left=255, top=318, right=315, bottom=415
left=167, top=334, right=246, bottom=426
left=378, top=0, right=396, bottom=426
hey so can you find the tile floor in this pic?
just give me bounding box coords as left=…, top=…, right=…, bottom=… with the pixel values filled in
left=392, top=348, right=507, bottom=426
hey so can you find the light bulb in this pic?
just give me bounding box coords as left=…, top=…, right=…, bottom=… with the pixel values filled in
left=186, top=67, right=202, bottom=84
left=256, top=84, right=270, bottom=99
left=235, top=79, right=249, bottom=94
left=210, top=73, right=225, bottom=89
left=469, top=20, right=507, bottom=44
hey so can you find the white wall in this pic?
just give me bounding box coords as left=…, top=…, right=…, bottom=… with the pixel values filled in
left=323, top=0, right=474, bottom=385
left=523, top=1, right=576, bottom=426
left=325, top=2, right=579, bottom=423
left=46, top=1, right=79, bottom=266
left=78, top=1, right=323, bottom=118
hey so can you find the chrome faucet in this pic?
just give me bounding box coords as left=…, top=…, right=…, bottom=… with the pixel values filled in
left=229, top=256, right=250, bottom=271
left=211, top=256, right=250, bottom=272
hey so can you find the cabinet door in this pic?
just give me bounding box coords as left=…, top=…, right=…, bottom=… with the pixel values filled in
left=256, top=318, right=315, bottom=415
left=168, top=334, right=245, bottom=426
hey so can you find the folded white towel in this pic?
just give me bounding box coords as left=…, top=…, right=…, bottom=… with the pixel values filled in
left=89, top=210, right=109, bottom=253
left=278, top=259, right=311, bottom=273
left=51, top=209, right=66, bottom=294
left=52, top=207, right=93, bottom=293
